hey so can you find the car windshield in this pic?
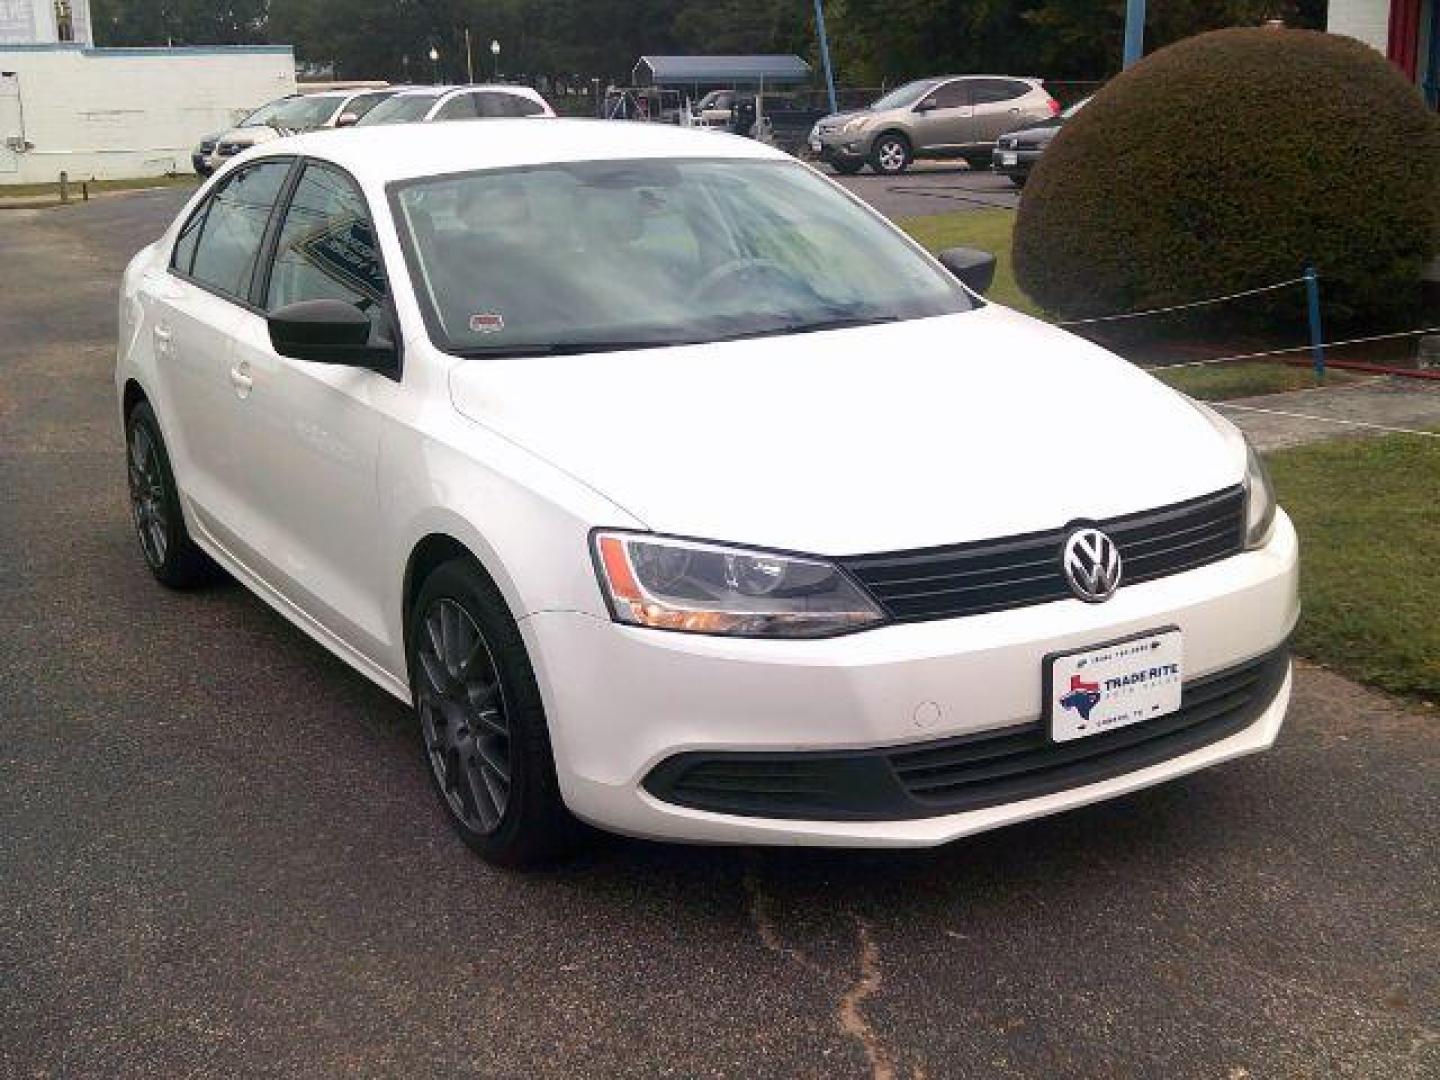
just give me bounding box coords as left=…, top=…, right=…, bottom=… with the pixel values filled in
left=268, top=96, right=342, bottom=131
left=356, top=93, right=439, bottom=125
left=868, top=80, right=938, bottom=111
left=1062, top=96, right=1092, bottom=119
left=392, top=158, right=975, bottom=356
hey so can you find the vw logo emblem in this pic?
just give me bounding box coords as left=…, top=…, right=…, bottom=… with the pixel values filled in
left=1062, top=528, right=1123, bottom=603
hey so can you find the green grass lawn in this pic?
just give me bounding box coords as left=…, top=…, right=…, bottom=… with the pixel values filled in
left=1154, top=361, right=1358, bottom=401
left=1267, top=432, right=1440, bottom=704
left=898, top=208, right=1041, bottom=317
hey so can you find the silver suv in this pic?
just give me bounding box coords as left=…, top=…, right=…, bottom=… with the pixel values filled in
left=809, top=76, right=1059, bottom=175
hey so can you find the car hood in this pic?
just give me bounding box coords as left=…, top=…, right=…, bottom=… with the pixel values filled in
left=447, top=307, right=1245, bottom=556
left=817, top=110, right=869, bottom=127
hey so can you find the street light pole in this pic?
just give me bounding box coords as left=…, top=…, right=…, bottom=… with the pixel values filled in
left=428, top=46, right=439, bottom=85
left=1123, top=0, right=1146, bottom=68
left=812, top=0, right=838, bottom=115
left=490, top=39, right=500, bottom=82
left=465, top=28, right=474, bottom=84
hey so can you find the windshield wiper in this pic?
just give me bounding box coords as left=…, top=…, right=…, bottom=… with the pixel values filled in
left=449, top=339, right=701, bottom=359
left=708, top=314, right=901, bottom=342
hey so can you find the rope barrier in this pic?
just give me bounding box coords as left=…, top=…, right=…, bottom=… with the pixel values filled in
left=1141, top=327, right=1440, bottom=370
left=1056, top=277, right=1308, bottom=327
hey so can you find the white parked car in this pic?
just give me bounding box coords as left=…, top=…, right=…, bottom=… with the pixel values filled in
left=116, top=121, right=1297, bottom=865
left=353, top=84, right=554, bottom=126
left=202, top=88, right=400, bottom=174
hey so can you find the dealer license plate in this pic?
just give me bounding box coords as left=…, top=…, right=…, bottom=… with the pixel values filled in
left=1047, top=629, right=1184, bottom=742
left=1000, top=151, right=1018, bottom=167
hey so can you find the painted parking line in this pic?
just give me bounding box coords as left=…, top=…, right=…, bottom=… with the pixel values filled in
left=1213, top=401, right=1440, bottom=438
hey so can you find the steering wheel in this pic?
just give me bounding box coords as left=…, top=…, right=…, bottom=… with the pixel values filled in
left=687, top=257, right=792, bottom=304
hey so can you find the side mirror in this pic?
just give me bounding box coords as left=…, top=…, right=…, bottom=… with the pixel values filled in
left=335, top=112, right=360, bottom=128
left=938, top=247, right=997, bottom=295
left=267, top=299, right=397, bottom=370
left=915, top=97, right=938, bottom=112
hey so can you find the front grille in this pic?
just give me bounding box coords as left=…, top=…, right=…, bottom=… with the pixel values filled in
left=839, top=486, right=1245, bottom=624
left=217, top=143, right=241, bottom=156
left=643, top=644, right=1289, bottom=821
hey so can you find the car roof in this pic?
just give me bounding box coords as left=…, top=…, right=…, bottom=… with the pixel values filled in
left=257, top=119, right=788, bottom=186
left=389, top=84, right=538, bottom=97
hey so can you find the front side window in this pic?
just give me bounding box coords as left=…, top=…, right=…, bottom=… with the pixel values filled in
left=343, top=92, right=394, bottom=121
left=180, top=160, right=292, bottom=300
left=356, top=93, right=439, bottom=126
left=393, top=158, right=973, bottom=357
left=265, top=164, right=388, bottom=332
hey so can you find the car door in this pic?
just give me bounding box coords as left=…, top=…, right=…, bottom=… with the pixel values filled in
left=909, top=79, right=974, bottom=152
left=223, top=160, right=401, bottom=664
left=146, top=158, right=294, bottom=544
left=969, top=79, right=1033, bottom=143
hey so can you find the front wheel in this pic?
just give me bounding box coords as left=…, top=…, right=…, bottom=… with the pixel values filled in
left=829, top=159, right=864, bottom=176
left=409, top=559, right=579, bottom=866
left=870, top=134, right=910, bottom=175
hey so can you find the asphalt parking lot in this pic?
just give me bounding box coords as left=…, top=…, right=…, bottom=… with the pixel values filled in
left=1, top=186, right=1435, bottom=1079
left=825, top=161, right=1022, bottom=218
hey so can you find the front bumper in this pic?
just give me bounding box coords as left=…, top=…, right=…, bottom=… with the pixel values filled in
left=811, top=130, right=872, bottom=165
left=522, top=511, right=1298, bottom=847
left=191, top=153, right=213, bottom=177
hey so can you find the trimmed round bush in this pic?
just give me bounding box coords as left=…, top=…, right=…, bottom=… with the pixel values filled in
left=1013, top=28, right=1440, bottom=325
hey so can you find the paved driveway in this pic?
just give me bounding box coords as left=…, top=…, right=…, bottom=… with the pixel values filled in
left=1, top=189, right=1436, bottom=1078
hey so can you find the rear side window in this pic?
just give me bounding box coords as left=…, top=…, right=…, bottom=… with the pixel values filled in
left=264, top=163, right=388, bottom=332
left=476, top=92, right=532, bottom=117
left=435, top=93, right=479, bottom=120
left=929, top=81, right=968, bottom=109
left=508, top=95, right=547, bottom=117
left=178, top=160, right=291, bottom=301
left=971, top=79, right=1030, bottom=105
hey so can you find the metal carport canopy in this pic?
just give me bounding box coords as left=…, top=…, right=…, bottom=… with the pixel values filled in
left=632, top=55, right=812, bottom=86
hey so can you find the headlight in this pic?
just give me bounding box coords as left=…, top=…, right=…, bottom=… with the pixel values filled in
left=592, top=532, right=885, bottom=638
left=1244, top=442, right=1277, bottom=549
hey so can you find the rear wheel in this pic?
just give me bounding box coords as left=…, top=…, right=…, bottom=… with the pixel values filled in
left=409, top=558, right=579, bottom=866
left=125, top=400, right=219, bottom=588
left=870, top=133, right=911, bottom=175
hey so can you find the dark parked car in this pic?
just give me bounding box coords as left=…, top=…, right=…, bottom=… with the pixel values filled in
left=992, top=96, right=1091, bottom=187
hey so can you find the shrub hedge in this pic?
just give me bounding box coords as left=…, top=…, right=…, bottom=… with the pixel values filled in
left=1013, top=28, right=1440, bottom=326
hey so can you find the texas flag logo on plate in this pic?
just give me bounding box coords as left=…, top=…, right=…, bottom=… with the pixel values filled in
left=1049, top=629, right=1184, bottom=742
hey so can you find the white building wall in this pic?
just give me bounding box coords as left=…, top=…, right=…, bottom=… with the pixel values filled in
left=1327, top=0, right=1393, bottom=53
left=0, top=0, right=93, bottom=46
left=0, top=45, right=295, bottom=182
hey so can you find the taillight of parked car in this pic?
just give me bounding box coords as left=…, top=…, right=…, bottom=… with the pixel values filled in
left=1047, top=97, right=1062, bottom=115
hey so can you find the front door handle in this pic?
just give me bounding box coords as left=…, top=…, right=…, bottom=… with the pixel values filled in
left=229, top=362, right=254, bottom=398
left=153, top=324, right=173, bottom=356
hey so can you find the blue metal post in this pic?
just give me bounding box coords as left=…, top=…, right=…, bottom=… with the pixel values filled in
left=1305, top=265, right=1325, bottom=384
left=1123, top=0, right=1146, bottom=68
left=813, top=0, right=839, bottom=115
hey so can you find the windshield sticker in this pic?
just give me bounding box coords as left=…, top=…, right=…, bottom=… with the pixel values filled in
left=469, top=312, right=505, bottom=335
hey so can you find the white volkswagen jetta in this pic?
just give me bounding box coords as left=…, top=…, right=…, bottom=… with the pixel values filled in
left=116, top=121, right=1298, bottom=864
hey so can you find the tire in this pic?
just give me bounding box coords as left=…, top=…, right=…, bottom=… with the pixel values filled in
left=124, top=400, right=219, bottom=588
left=869, top=133, right=911, bottom=175
left=408, top=558, right=579, bottom=866
left=829, top=159, right=863, bottom=176
left=966, top=156, right=992, bottom=173
left=1009, top=175, right=1027, bottom=189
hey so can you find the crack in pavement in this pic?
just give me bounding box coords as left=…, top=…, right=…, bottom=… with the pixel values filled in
left=742, top=859, right=915, bottom=1079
